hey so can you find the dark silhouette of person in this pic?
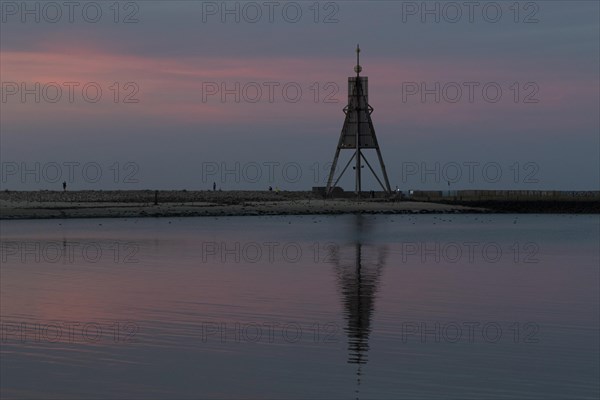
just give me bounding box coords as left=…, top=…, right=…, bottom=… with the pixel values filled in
left=268, top=186, right=273, bottom=192
left=62, top=181, right=67, bottom=192
left=213, top=182, right=216, bottom=191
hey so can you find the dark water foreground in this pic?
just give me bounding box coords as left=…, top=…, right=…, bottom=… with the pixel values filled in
left=1, top=214, right=599, bottom=399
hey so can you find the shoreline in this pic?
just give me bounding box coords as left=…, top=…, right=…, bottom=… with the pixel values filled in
left=1, top=190, right=597, bottom=220
left=0, top=190, right=483, bottom=220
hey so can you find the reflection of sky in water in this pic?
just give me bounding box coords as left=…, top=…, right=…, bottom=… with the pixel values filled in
left=1, top=215, right=598, bottom=399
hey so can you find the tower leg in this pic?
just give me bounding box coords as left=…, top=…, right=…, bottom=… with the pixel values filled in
left=375, top=146, right=392, bottom=194
left=355, top=149, right=361, bottom=196
left=326, top=147, right=342, bottom=196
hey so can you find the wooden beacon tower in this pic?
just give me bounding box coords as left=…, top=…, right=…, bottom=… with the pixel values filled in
left=325, top=45, right=392, bottom=197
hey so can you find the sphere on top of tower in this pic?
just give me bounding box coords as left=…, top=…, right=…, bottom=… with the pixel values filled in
left=355, top=44, right=362, bottom=75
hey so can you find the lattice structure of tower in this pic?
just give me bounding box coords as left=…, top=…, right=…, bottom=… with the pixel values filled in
left=325, top=45, right=392, bottom=197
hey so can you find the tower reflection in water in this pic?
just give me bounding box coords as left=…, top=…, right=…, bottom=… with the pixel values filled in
left=327, top=215, right=388, bottom=396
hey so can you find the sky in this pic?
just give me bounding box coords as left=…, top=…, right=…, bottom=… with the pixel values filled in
left=1, top=0, right=599, bottom=191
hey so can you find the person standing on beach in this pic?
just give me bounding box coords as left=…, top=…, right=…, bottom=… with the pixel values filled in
left=213, top=182, right=216, bottom=191
left=62, top=181, right=67, bottom=192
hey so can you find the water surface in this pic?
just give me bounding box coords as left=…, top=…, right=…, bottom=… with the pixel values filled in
left=1, top=214, right=598, bottom=399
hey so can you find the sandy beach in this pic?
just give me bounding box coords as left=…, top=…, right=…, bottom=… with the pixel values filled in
left=0, top=190, right=482, bottom=219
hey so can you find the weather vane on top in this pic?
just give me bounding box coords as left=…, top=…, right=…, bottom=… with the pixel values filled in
left=354, top=44, right=362, bottom=75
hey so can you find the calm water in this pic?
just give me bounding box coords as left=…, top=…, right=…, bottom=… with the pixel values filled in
left=1, top=214, right=599, bottom=399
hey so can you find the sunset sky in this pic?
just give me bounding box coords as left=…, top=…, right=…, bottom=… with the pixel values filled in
left=1, top=1, right=598, bottom=190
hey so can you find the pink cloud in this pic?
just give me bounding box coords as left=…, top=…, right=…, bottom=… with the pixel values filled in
left=1, top=44, right=596, bottom=133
